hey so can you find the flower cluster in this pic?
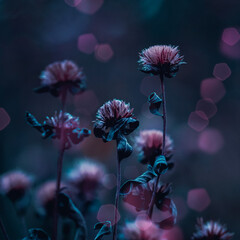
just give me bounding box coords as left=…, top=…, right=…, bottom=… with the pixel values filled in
left=138, top=45, right=185, bottom=77
left=192, top=218, right=234, bottom=240
left=26, top=111, right=91, bottom=148
left=67, top=159, right=105, bottom=201
left=94, top=99, right=139, bottom=142
left=121, top=219, right=161, bottom=240
left=35, top=60, right=86, bottom=97
left=136, top=130, right=173, bottom=166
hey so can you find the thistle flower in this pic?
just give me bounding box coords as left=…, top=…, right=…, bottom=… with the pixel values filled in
left=138, top=45, right=185, bottom=77
left=35, top=181, right=67, bottom=217
left=192, top=218, right=234, bottom=240
left=94, top=99, right=139, bottom=142
left=67, top=159, right=105, bottom=201
left=26, top=111, right=91, bottom=148
left=35, top=60, right=86, bottom=97
left=121, top=219, right=161, bottom=240
left=0, top=171, right=32, bottom=202
left=135, top=130, right=173, bottom=165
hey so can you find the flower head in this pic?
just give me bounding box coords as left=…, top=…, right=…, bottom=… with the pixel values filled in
left=26, top=111, right=91, bottom=148
left=0, top=170, right=32, bottom=202
left=121, top=219, right=161, bottom=240
left=136, top=130, right=173, bottom=165
left=94, top=99, right=139, bottom=142
left=192, top=218, right=234, bottom=240
left=35, top=60, right=86, bottom=97
left=35, top=181, right=67, bottom=217
left=138, top=45, right=185, bottom=77
left=67, top=159, right=105, bottom=201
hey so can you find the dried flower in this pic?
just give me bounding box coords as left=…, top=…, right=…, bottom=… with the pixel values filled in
left=136, top=130, right=173, bottom=165
left=67, top=159, right=105, bottom=201
left=121, top=219, right=161, bottom=240
left=0, top=170, right=32, bottom=202
left=35, top=181, right=67, bottom=217
left=192, top=218, right=234, bottom=240
left=26, top=111, right=91, bottom=148
left=94, top=99, right=139, bottom=142
left=35, top=60, right=86, bottom=97
left=138, top=45, right=185, bottom=77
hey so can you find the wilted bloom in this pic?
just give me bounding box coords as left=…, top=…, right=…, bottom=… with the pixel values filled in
left=138, top=45, right=185, bottom=77
left=192, top=218, right=234, bottom=240
left=35, top=181, right=68, bottom=217
left=26, top=111, right=91, bottom=148
left=35, top=60, right=86, bottom=97
left=121, top=219, right=161, bottom=240
left=94, top=99, right=139, bottom=142
left=67, top=159, right=105, bottom=201
left=0, top=170, right=32, bottom=202
left=136, top=130, right=173, bottom=166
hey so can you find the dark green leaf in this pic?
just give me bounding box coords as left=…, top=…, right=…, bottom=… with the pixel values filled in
left=22, top=228, right=50, bottom=240
left=153, top=155, right=168, bottom=175
left=94, top=221, right=112, bottom=240
left=58, top=193, right=87, bottom=240
left=117, top=135, right=133, bottom=161
left=148, top=92, right=162, bottom=116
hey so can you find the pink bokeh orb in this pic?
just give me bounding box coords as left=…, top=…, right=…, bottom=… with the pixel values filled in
left=196, top=99, right=217, bottom=119
left=187, top=188, right=211, bottom=212
left=77, top=33, right=98, bottom=54
left=188, top=111, right=209, bottom=132
left=221, top=27, right=240, bottom=46
left=64, top=0, right=82, bottom=7
left=200, top=78, right=226, bottom=103
left=213, top=63, right=231, bottom=81
left=95, top=44, right=114, bottom=62
left=76, top=0, right=104, bottom=15
left=161, top=227, right=184, bottom=240
left=0, top=108, right=10, bottom=131
left=97, top=204, right=120, bottom=224
left=198, top=128, right=224, bottom=154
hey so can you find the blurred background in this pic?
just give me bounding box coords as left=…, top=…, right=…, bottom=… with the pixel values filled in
left=0, top=0, right=240, bottom=239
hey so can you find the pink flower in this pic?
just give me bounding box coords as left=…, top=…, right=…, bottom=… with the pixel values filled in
left=0, top=171, right=32, bottom=202
left=121, top=219, right=161, bottom=240
left=67, top=159, right=105, bottom=201
left=138, top=45, right=185, bottom=77
left=35, top=60, right=86, bottom=97
left=94, top=99, right=139, bottom=142
left=192, top=218, right=234, bottom=240
left=35, top=181, right=67, bottom=217
left=26, top=111, right=91, bottom=147
left=135, top=130, right=173, bottom=165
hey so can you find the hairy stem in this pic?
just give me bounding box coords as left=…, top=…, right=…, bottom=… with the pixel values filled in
left=148, top=73, right=167, bottom=219
left=112, top=156, right=121, bottom=240
left=0, top=216, right=9, bottom=240
left=52, top=89, right=67, bottom=240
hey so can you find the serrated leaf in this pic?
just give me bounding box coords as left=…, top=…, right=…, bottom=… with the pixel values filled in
left=94, top=221, right=112, bottom=240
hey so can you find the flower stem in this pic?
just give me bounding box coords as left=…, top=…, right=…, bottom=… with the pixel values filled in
left=112, top=156, right=121, bottom=240
left=148, top=73, right=167, bottom=219
left=0, top=216, right=9, bottom=240
left=52, top=89, right=67, bottom=240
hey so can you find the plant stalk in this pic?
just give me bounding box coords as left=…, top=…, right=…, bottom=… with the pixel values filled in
left=148, top=73, right=167, bottom=219
left=112, top=154, right=121, bottom=240
left=0, top=216, right=9, bottom=240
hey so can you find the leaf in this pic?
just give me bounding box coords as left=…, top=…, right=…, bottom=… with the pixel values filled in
left=120, top=165, right=156, bottom=195
left=70, top=128, right=91, bottom=144
left=58, top=193, right=87, bottom=240
left=148, top=92, right=162, bottom=116
left=94, top=221, right=112, bottom=240
left=117, top=135, right=133, bottom=161
left=22, top=228, right=50, bottom=240
left=153, top=155, right=168, bottom=175
left=25, top=112, right=43, bottom=132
